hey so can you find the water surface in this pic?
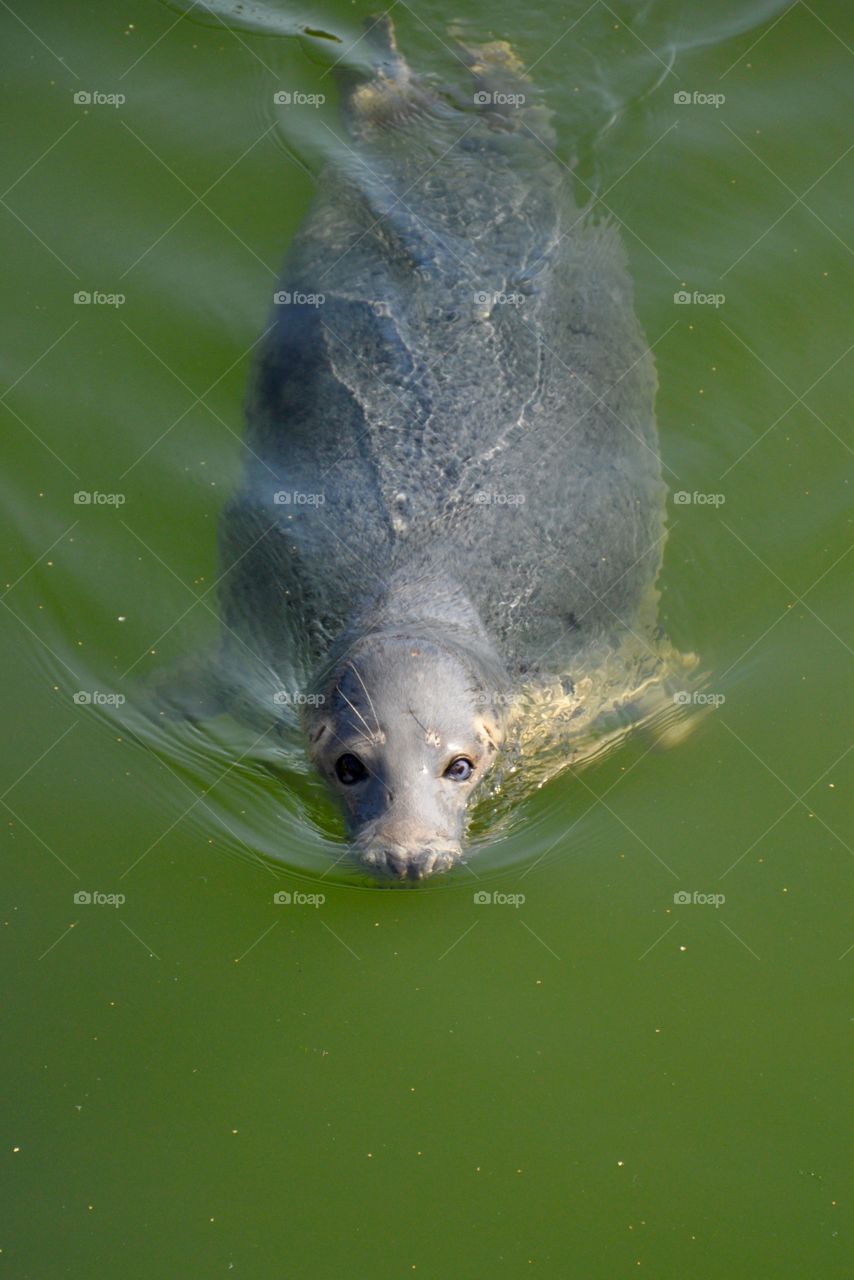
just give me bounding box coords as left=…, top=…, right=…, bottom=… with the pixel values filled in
left=2, top=0, right=852, bottom=1275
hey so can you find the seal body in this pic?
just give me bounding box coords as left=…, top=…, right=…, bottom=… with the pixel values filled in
left=217, top=25, right=668, bottom=877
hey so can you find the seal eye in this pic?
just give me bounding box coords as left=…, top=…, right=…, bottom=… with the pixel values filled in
left=444, top=756, right=474, bottom=782
left=335, top=753, right=367, bottom=785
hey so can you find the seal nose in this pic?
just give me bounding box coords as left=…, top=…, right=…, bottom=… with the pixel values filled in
left=384, top=848, right=409, bottom=879
left=364, top=845, right=460, bottom=880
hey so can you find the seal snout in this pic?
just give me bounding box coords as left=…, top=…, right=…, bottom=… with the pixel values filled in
left=360, top=843, right=460, bottom=881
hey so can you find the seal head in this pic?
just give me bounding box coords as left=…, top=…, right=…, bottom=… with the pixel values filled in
left=306, top=632, right=508, bottom=878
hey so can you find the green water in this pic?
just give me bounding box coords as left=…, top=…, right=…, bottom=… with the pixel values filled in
left=3, top=0, right=852, bottom=1275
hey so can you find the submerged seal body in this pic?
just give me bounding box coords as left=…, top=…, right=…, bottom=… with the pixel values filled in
left=218, top=23, right=668, bottom=878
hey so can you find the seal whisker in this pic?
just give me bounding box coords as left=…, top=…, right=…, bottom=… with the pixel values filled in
left=407, top=706, right=429, bottom=736
left=334, top=683, right=377, bottom=743
left=325, top=721, right=374, bottom=754
left=346, top=660, right=382, bottom=738
left=340, top=723, right=376, bottom=752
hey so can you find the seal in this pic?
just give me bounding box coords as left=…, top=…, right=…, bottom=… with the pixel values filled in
left=216, top=19, right=679, bottom=878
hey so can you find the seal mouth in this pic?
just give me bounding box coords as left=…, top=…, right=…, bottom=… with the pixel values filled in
left=358, top=844, right=461, bottom=881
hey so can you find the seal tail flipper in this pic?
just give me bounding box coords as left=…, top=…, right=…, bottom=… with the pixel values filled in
left=334, top=15, right=556, bottom=145
left=448, top=29, right=557, bottom=146
left=334, top=14, right=442, bottom=136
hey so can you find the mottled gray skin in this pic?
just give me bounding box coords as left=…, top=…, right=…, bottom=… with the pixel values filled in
left=218, top=29, right=666, bottom=878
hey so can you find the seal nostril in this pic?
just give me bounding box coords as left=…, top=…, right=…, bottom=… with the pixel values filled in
left=358, top=843, right=461, bottom=880
left=384, top=849, right=408, bottom=878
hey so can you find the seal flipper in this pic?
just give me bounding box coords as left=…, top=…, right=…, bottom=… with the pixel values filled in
left=334, top=16, right=556, bottom=146
left=448, top=29, right=557, bottom=146
left=334, top=14, right=444, bottom=137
